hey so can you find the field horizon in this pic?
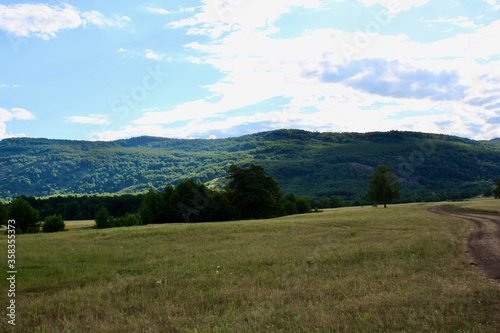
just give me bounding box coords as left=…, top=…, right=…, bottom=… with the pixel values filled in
left=2, top=199, right=500, bottom=332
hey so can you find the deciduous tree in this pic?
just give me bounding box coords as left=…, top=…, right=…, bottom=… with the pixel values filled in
left=170, top=179, right=210, bottom=222
left=0, top=202, right=6, bottom=226
left=8, top=198, right=40, bottom=233
left=139, top=189, right=163, bottom=224
left=42, top=215, right=65, bottom=233
left=368, top=165, right=400, bottom=208
left=226, top=164, right=282, bottom=219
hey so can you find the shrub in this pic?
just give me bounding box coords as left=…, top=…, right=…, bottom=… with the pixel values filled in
left=42, top=215, right=65, bottom=233
left=115, top=213, right=142, bottom=227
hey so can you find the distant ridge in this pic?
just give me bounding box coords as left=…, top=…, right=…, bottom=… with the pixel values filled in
left=1, top=129, right=499, bottom=202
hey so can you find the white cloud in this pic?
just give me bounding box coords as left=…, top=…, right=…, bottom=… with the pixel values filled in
left=82, top=11, right=130, bottom=28
left=67, top=115, right=109, bottom=125
left=422, top=15, right=480, bottom=29
left=144, top=49, right=165, bottom=61
left=482, top=0, right=500, bottom=10
left=145, top=5, right=196, bottom=17
left=357, top=0, right=430, bottom=14
left=144, top=7, right=172, bottom=15
left=0, top=107, right=36, bottom=139
left=82, top=1, right=500, bottom=141
left=0, top=3, right=129, bottom=39
left=117, top=48, right=170, bottom=61
left=163, top=12, right=500, bottom=140
left=169, top=0, right=322, bottom=37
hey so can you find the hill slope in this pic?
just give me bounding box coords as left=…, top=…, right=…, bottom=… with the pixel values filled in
left=1, top=130, right=499, bottom=202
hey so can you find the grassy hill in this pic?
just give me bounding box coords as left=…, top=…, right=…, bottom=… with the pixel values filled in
left=1, top=129, right=499, bottom=202
left=1, top=200, right=499, bottom=332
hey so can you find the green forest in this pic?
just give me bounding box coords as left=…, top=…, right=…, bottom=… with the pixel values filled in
left=1, top=164, right=314, bottom=232
left=1, top=129, right=500, bottom=205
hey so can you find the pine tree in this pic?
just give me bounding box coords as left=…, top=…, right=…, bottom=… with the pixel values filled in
left=94, top=207, right=110, bottom=229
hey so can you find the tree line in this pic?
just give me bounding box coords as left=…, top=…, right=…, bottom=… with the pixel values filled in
left=0, top=164, right=312, bottom=232
left=2, top=164, right=498, bottom=233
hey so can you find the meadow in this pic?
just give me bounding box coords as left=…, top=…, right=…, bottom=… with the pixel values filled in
left=1, top=200, right=500, bottom=332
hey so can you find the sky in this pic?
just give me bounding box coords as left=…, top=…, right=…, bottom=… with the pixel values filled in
left=0, top=0, right=499, bottom=141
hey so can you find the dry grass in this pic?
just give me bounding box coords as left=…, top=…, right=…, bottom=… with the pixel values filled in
left=1, top=201, right=500, bottom=332
left=63, top=220, right=95, bottom=231
left=444, top=197, right=500, bottom=214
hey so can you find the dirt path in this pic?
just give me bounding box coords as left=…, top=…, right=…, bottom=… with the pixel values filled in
left=429, top=205, right=500, bottom=280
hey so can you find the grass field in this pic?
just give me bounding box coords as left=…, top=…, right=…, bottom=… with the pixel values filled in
left=1, top=200, right=500, bottom=332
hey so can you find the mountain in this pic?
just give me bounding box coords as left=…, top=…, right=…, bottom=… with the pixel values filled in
left=1, top=130, right=499, bottom=202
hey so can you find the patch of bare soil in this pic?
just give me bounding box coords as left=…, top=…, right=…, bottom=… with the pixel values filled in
left=429, top=205, right=500, bottom=281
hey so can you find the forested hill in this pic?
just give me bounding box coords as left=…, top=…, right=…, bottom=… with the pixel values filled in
left=1, top=130, right=500, bottom=202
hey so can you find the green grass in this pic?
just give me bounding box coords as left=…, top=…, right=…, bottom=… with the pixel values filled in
left=439, top=197, right=500, bottom=214
left=1, top=201, right=500, bottom=332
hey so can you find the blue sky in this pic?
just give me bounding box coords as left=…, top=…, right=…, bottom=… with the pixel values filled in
left=0, top=0, right=499, bottom=141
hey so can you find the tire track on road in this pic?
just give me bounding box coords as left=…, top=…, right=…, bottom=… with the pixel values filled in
left=429, top=205, right=500, bottom=281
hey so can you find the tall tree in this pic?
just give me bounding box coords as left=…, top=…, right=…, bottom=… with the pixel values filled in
left=494, top=178, right=500, bottom=199
left=161, top=185, right=176, bottom=222
left=0, top=201, right=6, bottom=226
left=170, top=179, right=210, bottom=222
left=7, top=198, right=40, bottom=233
left=226, top=164, right=282, bottom=219
left=368, top=165, right=400, bottom=208
left=139, top=189, right=163, bottom=224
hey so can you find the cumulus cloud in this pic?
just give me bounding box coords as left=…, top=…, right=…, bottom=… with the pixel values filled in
left=168, top=0, right=322, bottom=37
left=0, top=107, right=36, bottom=139
left=81, top=1, right=500, bottom=141
left=319, top=58, right=467, bottom=101
left=0, top=107, right=35, bottom=122
left=0, top=3, right=129, bottom=40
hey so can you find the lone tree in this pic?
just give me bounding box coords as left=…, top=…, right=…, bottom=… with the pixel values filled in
left=494, top=178, right=500, bottom=199
left=368, top=165, right=400, bottom=208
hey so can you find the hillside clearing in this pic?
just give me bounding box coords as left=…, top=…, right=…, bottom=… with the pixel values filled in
left=1, top=200, right=500, bottom=332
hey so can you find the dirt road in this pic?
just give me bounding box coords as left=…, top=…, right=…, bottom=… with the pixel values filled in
left=429, top=205, right=500, bottom=281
